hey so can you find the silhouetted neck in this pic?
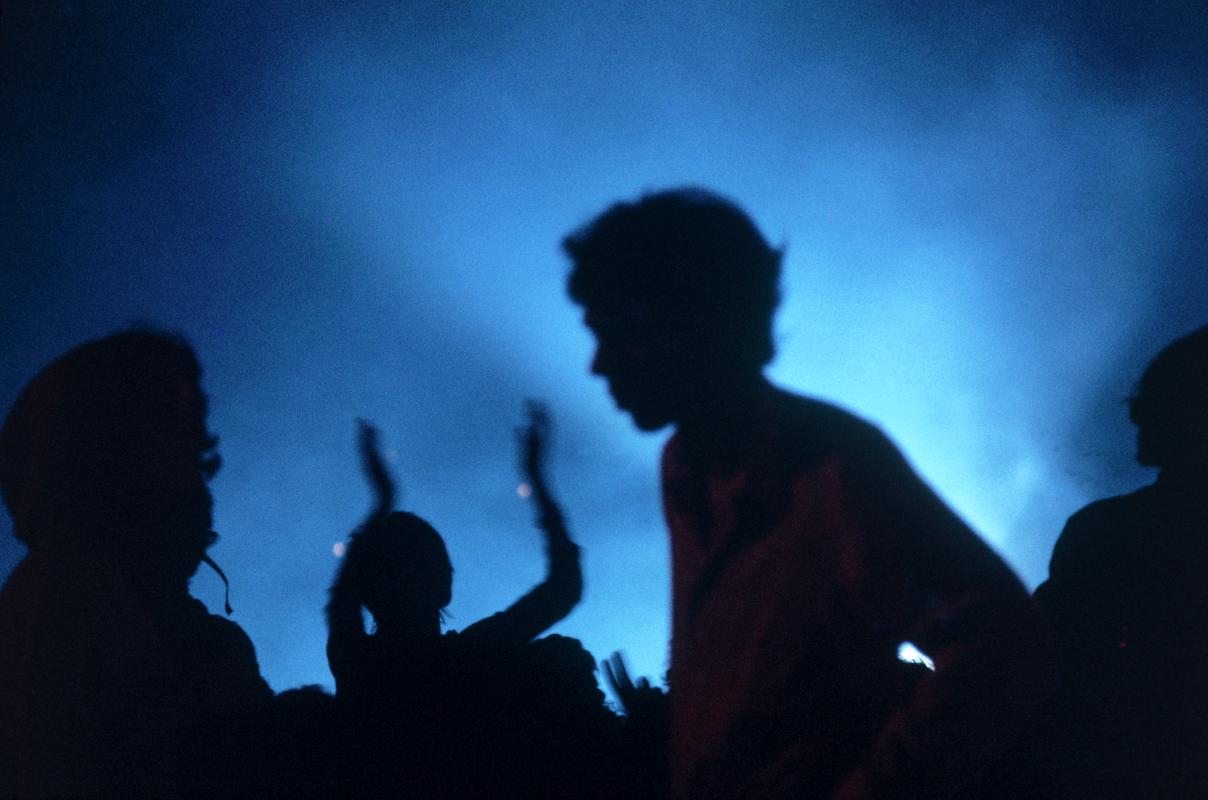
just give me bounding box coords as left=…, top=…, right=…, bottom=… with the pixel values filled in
left=676, top=373, right=774, bottom=457
left=374, top=612, right=442, bottom=643
left=28, top=524, right=195, bottom=607
left=1156, top=459, right=1208, bottom=500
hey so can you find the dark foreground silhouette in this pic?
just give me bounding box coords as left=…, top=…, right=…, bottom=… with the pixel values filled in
left=1034, top=324, right=1208, bottom=799
left=0, top=331, right=274, bottom=798
left=0, top=333, right=659, bottom=798
left=565, top=188, right=1055, bottom=799
left=325, top=405, right=645, bottom=797
left=7, top=231, right=1134, bottom=798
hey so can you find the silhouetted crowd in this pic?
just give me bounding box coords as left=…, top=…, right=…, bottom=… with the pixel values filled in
left=1, top=188, right=1206, bottom=798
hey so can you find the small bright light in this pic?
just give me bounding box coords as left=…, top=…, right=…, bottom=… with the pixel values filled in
left=516, top=482, right=532, bottom=499
left=383, top=448, right=398, bottom=464
left=332, top=542, right=346, bottom=557
left=897, top=641, right=935, bottom=671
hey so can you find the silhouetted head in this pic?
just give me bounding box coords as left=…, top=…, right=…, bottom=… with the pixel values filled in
left=525, top=634, right=606, bottom=713
left=1129, top=324, right=1208, bottom=469
left=0, top=329, right=219, bottom=584
left=357, top=511, right=453, bottom=634
left=564, top=188, right=782, bottom=430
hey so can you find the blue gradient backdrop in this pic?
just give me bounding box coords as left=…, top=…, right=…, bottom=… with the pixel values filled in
left=2, top=2, right=1206, bottom=697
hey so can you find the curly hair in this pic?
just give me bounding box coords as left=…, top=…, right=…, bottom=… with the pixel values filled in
left=0, top=328, right=215, bottom=546
left=352, top=511, right=453, bottom=626
left=564, top=187, right=783, bottom=369
left=1128, top=323, right=1208, bottom=467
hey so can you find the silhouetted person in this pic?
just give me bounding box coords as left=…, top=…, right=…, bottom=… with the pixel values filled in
left=265, top=684, right=341, bottom=799
left=603, top=650, right=673, bottom=799
left=1034, top=324, right=1208, bottom=799
left=0, top=330, right=272, bottom=798
left=326, top=402, right=592, bottom=796
left=564, top=188, right=1054, bottom=800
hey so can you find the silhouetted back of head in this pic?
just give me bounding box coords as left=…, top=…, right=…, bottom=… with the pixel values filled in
left=0, top=329, right=218, bottom=566
left=359, top=511, right=453, bottom=629
left=1129, top=323, right=1208, bottom=468
left=564, top=187, right=782, bottom=370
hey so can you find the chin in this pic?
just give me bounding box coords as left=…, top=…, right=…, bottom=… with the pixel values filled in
left=608, top=386, right=676, bottom=432
left=182, top=558, right=205, bottom=582
left=628, top=408, right=674, bottom=432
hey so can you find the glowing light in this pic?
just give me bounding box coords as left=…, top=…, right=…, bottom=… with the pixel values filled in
left=383, top=448, right=398, bottom=464
left=897, top=641, right=935, bottom=671
left=332, top=542, right=346, bottom=558
left=516, top=482, right=532, bottom=499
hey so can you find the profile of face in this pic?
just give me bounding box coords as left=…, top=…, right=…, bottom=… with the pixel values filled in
left=1129, top=324, right=1208, bottom=471
left=131, top=375, right=221, bottom=582
left=584, top=303, right=695, bottom=432
left=362, top=513, right=453, bottom=633
left=0, top=331, right=221, bottom=585
left=566, top=189, right=781, bottom=432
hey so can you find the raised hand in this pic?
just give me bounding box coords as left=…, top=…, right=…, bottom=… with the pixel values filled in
left=518, top=399, right=552, bottom=490
left=602, top=651, right=666, bottom=720
left=357, top=417, right=396, bottom=518
left=517, top=400, right=574, bottom=551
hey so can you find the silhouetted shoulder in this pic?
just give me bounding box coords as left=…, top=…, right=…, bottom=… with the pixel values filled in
left=658, top=389, right=881, bottom=497
left=769, top=390, right=913, bottom=486
left=785, top=390, right=1033, bottom=605
left=183, top=597, right=273, bottom=703
left=661, top=388, right=916, bottom=508
left=1064, top=489, right=1153, bottom=532
left=1046, top=488, right=1155, bottom=579
left=788, top=390, right=890, bottom=446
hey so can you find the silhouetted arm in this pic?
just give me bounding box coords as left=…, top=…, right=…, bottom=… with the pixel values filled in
left=356, top=419, right=395, bottom=519
left=326, top=420, right=396, bottom=692
left=603, top=651, right=668, bottom=726
left=1033, top=497, right=1136, bottom=708
left=603, top=651, right=670, bottom=798
left=831, top=432, right=1054, bottom=800
left=462, top=402, right=582, bottom=644
left=325, top=532, right=369, bottom=693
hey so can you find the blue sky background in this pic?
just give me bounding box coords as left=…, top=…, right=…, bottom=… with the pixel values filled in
left=2, top=1, right=1206, bottom=696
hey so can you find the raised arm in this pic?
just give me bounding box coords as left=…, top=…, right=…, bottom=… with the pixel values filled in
left=462, top=401, right=582, bottom=644
left=357, top=418, right=395, bottom=520
left=325, top=420, right=398, bottom=691
left=521, top=401, right=574, bottom=551
left=831, top=432, right=1055, bottom=799
left=325, top=530, right=369, bottom=692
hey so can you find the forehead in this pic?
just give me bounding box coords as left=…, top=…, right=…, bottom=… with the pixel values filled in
left=170, top=376, right=210, bottom=426
left=583, top=300, right=659, bottom=340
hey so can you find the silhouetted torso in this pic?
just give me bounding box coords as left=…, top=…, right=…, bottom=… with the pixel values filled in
left=326, top=514, right=615, bottom=797
left=333, top=625, right=621, bottom=798
left=1036, top=477, right=1208, bottom=798
left=0, top=536, right=271, bottom=799
left=324, top=409, right=627, bottom=797
left=662, top=387, right=1051, bottom=800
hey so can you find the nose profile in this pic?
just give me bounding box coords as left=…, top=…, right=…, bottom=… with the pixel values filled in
left=590, top=345, right=606, bottom=376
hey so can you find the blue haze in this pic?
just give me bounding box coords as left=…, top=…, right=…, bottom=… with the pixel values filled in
left=2, top=1, right=1206, bottom=695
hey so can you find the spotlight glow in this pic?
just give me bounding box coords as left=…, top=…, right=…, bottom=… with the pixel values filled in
left=897, top=641, right=935, bottom=671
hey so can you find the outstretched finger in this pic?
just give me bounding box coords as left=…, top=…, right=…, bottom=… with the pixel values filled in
left=528, top=403, right=551, bottom=450
left=602, top=658, right=617, bottom=693
left=520, top=403, right=551, bottom=479
left=602, top=654, right=626, bottom=696
left=525, top=398, right=550, bottom=430
left=609, top=651, right=634, bottom=693
left=356, top=418, right=395, bottom=515
left=356, top=417, right=377, bottom=447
